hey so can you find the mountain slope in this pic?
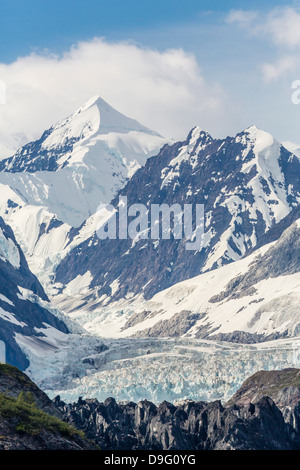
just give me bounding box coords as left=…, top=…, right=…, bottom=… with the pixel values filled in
left=0, top=364, right=95, bottom=450
left=54, top=125, right=300, bottom=315
left=79, top=218, right=298, bottom=342
left=227, top=368, right=300, bottom=408
left=0, top=217, right=69, bottom=370
left=3, top=363, right=300, bottom=451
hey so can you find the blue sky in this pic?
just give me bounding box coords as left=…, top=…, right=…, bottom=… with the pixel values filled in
left=1, top=0, right=300, bottom=154
left=0, top=0, right=292, bottom=62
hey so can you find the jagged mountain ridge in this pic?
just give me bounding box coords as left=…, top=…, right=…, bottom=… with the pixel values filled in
left=0, top=96, right=161, bottom=173
left=1, top=98, right=300, bottom=417
left=55, top=368, right=300, bottom=450
left=54, top=125, right=300, bottom=316
left=1, top=104, right=300, bottom=366
left=56, top=395, right=298, bottom=450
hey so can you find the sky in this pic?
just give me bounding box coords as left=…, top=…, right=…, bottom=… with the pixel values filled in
left=1, top=0, right=300, bottom=156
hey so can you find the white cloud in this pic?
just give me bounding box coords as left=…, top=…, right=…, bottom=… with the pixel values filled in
left=0, top=38, right=227, bottom=157
left=259, top=8, right=300, bottom=82
left=262, top=56, right=298, bottom=82
left=226, top=9, right=258, bottom=26
left=264, top=7, right=300, bottom=47
left=227, top=6, right=300, bottom=48
left=226, top=7, right=300, bottom=83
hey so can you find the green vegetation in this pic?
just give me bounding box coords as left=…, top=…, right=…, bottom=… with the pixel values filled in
left=0, top=390, right=85, bottom=438
left=243, top=369, right=300, bottom=395
left=0, top=363, right=35, bottom=387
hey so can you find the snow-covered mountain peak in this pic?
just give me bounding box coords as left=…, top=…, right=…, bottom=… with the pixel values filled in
left=73, top=95, right=161, bottom=137
left=75, top=95, right=100, bottom=113
left=160, top=127, right=213, bottom=184
left=0, top=98, right=170, bottom=226
left=187, top=126, right=213, bottom=144
left=0, top=96, right=166, bottom=174
left=243, top=125, right=276, bottom=153
left=53, top=120, right=300, bottom=308
left=97, top=97, right=161, bottom=136
left=42, top=99, right=100, bottom=151
left=235, top=125, right=276, bottom=153
left=245, top=124, right=262, bottom=133
left=235, top=126, right=286, bottom=181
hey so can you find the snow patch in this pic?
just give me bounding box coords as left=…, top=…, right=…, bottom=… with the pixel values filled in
left=0, top=227, right=20, bottom=269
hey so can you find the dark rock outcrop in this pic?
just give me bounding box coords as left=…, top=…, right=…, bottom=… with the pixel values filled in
left=55, top=390, right=300, bottom=450
left=227, top=368, right=300, bottom=408
left=2, top=363, right=300, bottom=450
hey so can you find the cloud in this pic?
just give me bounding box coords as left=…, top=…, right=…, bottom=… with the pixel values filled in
left=263, top=7, right=300, bottom=48
left=262, top=56, right=298, bottom=82
left=226, top=9, right=258, bottom=26
left=226, top=7, right=300, bottom=83
left=0, top=38, right=227, bottom=157
left=227, top=6, right=300, bottom=48
left=259, top=8, right=300, bottom=81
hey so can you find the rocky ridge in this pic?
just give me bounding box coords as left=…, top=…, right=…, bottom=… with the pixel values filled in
left=55, top=368, right=300, bottom=450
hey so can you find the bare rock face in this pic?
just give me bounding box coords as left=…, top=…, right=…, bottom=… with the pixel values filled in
left=227, top=368, right=300, bottom=408
left=226, top=368, right=300, bottom=438
left=54, top=393, right=300, bottom=450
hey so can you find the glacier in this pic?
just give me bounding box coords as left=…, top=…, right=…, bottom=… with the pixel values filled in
left=19, top=334, right=300, bottom=405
